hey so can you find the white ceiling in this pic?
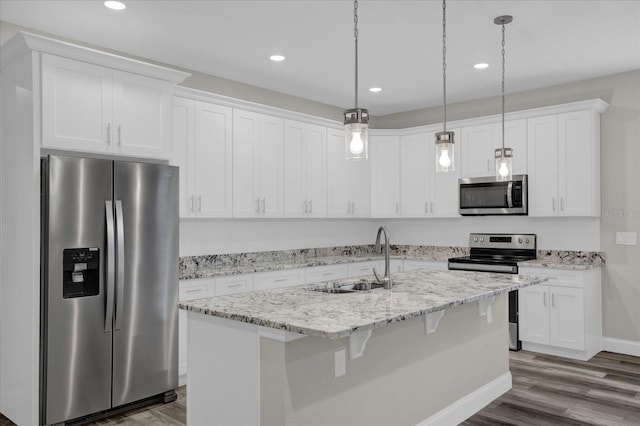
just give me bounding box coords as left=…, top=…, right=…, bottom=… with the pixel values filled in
left=1, top=0, right=639, bottom=116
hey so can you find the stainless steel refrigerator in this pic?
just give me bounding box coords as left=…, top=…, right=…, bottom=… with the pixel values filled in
left=40, top=155, right=179, bottom=425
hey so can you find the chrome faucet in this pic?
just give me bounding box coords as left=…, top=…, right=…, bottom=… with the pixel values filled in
left=373, top=226, right=392, bottom=289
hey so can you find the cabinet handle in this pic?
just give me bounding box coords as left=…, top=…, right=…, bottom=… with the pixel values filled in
left=551, top=293, right=555, bottom=307
left=560, top=198, right=565, bottom=211
left=117, top=125, right=122, bottom=146
left=430, top=201, right=434, bottom=213
left=106, top=123, right=111, bottom=145
left=185, top=289, right=203, bottom=294
left=303, top=200, right=308, bottom=214
left=227, top=283, right=243, bottom=289
left=262, top=198, right=266, bottom=213
left=309, top=200, right=312, bottom=214
left=274, top=278, right=288, bottom=282
left=197, top=195, right=202, bottom=212
left=322, top=272, right=333, bottom=276
left=189, top=195, right=194, bottom=212
left=552, top=198, right=556, bottom=212
left=351, top=201, right=355, bottom=214
left=488, top=159, right=491, bottom=173
left=256, top=198, right=260, bottom=213
left=543, top=293, right=547, bottom=306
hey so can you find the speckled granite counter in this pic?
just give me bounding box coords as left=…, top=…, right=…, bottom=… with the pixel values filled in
left=179, top=268, right=548, bottom=339
left=179, top=245, right=603, bottom=280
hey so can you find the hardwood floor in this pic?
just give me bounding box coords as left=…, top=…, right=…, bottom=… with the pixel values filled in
left=1, top=351, right=638, bottom=425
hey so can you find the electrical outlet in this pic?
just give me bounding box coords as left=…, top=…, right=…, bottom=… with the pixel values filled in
left=615, top=232, right=637, bottom=246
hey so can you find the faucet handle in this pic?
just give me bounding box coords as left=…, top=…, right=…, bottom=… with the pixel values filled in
left=372, top=267, right=382, bottom=284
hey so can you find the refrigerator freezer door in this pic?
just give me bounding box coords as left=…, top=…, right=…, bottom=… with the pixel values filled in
left=112, top=161, right=179, bottom=407
left=43, top=156, right=114, bottom=424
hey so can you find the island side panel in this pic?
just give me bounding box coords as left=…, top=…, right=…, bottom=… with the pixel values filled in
left=261, top=294, right=510, bottom=426
left=186, top=312, right=260, bottom=426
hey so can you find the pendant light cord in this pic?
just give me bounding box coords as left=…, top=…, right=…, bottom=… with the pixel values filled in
left=354, top=0, right=359, bottom=109
left=501, top=22, right=506, bottom=151
left=442, top=0, right=447, bottom=131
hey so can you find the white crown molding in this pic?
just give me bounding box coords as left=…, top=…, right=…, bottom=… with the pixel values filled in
left=1, top=31, right=190, bottom=83
left=174, top=86, right=343, bottom=129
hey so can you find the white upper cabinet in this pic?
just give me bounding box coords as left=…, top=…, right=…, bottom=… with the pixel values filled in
left=528, top=110, right=600, bottom=217
left=460, top=120, right=527, bottom=178
left=284, top=120, right=327, bottom=218
left=233, top=109, right=284, bottom=218
left=173, top=97, right=233, bottom=218
left=400, top=130, right=460, bottom=218
left=327, top=129, right=370, bottom=217
left=41, top=54, right=173, bottom=159
left=370, top=135, right=400, bottom=218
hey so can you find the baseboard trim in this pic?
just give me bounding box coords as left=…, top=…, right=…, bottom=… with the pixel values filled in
left=417, top=372, right=512, bottom=426
left=602, top=337, right=640, bottom=357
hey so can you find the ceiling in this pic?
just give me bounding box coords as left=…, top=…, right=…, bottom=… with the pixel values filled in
left=1, top=0, right=639, bottom=116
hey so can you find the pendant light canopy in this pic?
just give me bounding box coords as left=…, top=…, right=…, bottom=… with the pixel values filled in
left=435, top=0, right=455, bottom=172
left=345, top=0, right=369, bottom=160
left=494, top=15, right=513, bottom=181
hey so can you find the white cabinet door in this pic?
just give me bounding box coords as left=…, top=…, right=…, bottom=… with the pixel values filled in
left=112, top=70, right=171, bottom=158
left=461, top=123, right=496, bottom=178
left=527, top=115, right=559, bottom=216
left=233, top=109, right=284, bottom=218
left=327, top=129, right=350, bottom=217
left=519, top=285, right=551, bottom=345
left=370, top=135, right=400, bottom=217
left=173, top=97, right=232, bottom=218
left=558, top=110, right=597, bottom=216
left=192, top=101, right=233, bottom=217
left=528, top=111, right=598, bottom=217
left=41, top=54, right=112, bottom=152
left=41, top=54, right=172, bottom=159
left=550, top=286, right=585, bottom=350
left=284, top=121, right=327, bottom=218
left=327, top=128, right=369, bottom=217
left=400, top=133, right=430, bottom=217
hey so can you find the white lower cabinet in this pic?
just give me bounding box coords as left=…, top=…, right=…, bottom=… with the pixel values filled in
left=178, top=278, right=216, bottom=385
left=253, top=269, right=305, bottom=291
left=305, top=264, right=349, bottom=283
left=518, top=267, right=601, bottom=360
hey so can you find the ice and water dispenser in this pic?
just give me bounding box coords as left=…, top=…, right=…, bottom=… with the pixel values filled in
left=62, top=248, right=100, bottom=298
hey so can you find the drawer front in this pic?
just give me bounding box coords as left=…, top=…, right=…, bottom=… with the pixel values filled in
left=253, top=269, right=305, bottom=291
left=347, top=261, right=381, bottom=278
left=519, top=268, right=583, bottom=288
left=305, top=264, right=349, bottom=283
left=179, top=278, right=215, bottom=301
left=216, top=275, right=254, bottom=296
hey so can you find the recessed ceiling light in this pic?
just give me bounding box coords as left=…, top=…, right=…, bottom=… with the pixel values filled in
left=369, top=87, right=382, bottom=93
left=473, top=63, right=489, bottom=69
left=104, top=1, right=126, bottom=10
left=270, top=55, right=285, bottom=62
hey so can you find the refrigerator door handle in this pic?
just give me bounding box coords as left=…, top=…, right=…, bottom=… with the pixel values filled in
left=115, top=200, right=125, bottom=331
left=105, top=201, right=115, bottom=333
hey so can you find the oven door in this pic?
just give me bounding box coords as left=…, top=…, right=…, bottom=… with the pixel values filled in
left=458, top=175, right=527, bottom=215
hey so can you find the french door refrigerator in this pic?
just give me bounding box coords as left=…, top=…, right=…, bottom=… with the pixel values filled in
left=40, top=155, right=179, bottom=425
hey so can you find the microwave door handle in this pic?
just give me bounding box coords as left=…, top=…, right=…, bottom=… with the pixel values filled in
left=507, top=182, right=513, bottom=208
left=105, top=201, right=115, bottom=333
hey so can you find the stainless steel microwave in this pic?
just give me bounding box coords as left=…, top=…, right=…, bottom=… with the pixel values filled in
left=459, top=175, right=528, bottom=215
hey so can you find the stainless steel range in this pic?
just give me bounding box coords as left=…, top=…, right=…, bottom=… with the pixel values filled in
left=448, top=233, right=537, bottom=350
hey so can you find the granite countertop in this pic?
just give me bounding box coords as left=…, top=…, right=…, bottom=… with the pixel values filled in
left=179, top=269, right=548, bottom=339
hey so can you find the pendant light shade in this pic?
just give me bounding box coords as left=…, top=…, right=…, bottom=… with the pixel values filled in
left=345, top=0, right=369, bottom=160
left=345, top=108, right=369, bottom=160
left=494, top=15, right=513, bottom=181
left=435, top=0, right=454, bottom=172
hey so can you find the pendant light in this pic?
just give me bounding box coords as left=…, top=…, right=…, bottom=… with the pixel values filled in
left=494, top=15, right=513, bottom=181
left=435, top=0, right=455, bottom=172
left=344, top=0, right=369, bottom=160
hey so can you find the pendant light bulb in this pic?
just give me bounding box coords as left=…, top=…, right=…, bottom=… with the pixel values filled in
left=349, top=130, right=365, bottom=155
left=499, top=160, right=509, bottom=177
left=435, top=0, right=455, bottom=173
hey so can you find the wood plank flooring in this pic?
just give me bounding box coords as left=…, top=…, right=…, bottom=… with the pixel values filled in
left=1, top=351, right=638, bottom=425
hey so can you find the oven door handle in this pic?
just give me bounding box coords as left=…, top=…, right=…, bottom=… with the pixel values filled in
left=448, top=262, right=518, bottom=274
left=507, top=182, right=513, bottom=208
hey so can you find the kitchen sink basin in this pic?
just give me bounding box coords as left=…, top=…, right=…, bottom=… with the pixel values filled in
left=310, top=279, right=384, bottom=294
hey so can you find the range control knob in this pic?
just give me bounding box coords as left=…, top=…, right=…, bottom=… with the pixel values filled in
left=518, top=238, right=523, bottom=244
left=480, top=237, right=485, bottom=242
left=526, top=238, right=530, bottom=244
left=473, top=237, right=478, bottom=242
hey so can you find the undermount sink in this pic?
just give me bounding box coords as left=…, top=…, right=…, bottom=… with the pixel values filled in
left=311, top=279, right=384, bottom=294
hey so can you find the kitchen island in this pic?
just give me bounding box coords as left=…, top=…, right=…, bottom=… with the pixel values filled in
left=179, top=268, right=547, bottom=426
